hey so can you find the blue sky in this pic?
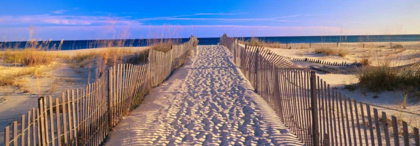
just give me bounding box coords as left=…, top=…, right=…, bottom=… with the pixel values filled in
left=0, top=0, right=419, bottom=41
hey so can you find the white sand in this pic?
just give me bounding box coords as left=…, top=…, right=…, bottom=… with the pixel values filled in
left=105, top=45, right=303, bottom=145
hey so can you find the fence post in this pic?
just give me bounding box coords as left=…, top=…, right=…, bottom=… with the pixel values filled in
left=234, top=40, right=237, bottom=64
left=37, top=97, right=45, bottom=145
left=255, top=47, right=259, bottom=93
left=310, top=71, right=319, bottom=146
left=108, top=67, right=113, bottom=128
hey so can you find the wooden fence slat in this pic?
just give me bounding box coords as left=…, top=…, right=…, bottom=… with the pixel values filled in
left=48, top=96, right=55, bottom=146
left=344, top=96, right=352, bottom=146
left=71, top=90, right=77, bottom=145
left=33, top=108, right=37, bottom=146
left=327, top=85, right=336, bottom=146
left=373, top=109, right=382, bottom=146
left=61, top=93, right=68, bottom=144
left=310, top=71, right=319, bottom=146
left=66, top=90, right=73, bottom=145
left=354, top=99, right=362, bottom=146
left=339, top=93, right=347, bottom=146
left=349, top=98, right=357, bottom=146
left=392, top=116, right=399, bottom=146
left=414, top=127, right=419, bottom=146
left=38, top=98, right=46, bottom=146
left=5, top=126, right=10, bottom=146
left=403, top=121, right=409, bottom=146
left=360, top=102, right=368, bottom=146
left=13, top=121, right=17, bottom=146
left=381, top=112, right=390, bottom=146
left=21, top=115, right=25, bottom=146
left=42, top=97, right=50, bottom=145
left=366, top=104, right=375, bottom=146
left=55, top=98, right=62, bottom=146
left=27, top=111, right=31, bottom=146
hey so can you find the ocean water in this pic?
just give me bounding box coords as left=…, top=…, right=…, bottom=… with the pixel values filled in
left=1, top=34, right=419, bottom=50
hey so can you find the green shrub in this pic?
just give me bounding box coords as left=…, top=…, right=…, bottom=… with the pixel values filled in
left=126, top=51, right=149, bottom=64
left=358, top=66, right=420, bottom=92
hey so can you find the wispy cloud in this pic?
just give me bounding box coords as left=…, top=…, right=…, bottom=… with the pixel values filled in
left=136, top=17, right=294, bottom=22
left=0, top=12, right=319, bottom=27
left=135, top=12, right=320, bottom=22
left=51, top=10, right=67, bottom=14
left=275, top=13, right=324, bottom=19
left=192, top=12, right=247, bottom=16
left=0, top=15, right=141, bottom=26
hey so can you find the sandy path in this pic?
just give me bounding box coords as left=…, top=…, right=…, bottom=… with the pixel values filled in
left=105, top=45, right=302, bottom=146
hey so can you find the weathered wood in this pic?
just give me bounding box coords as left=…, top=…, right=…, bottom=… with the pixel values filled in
left=354, top=100, right=362, bottom=146
left=48, top=97, right=55, bottom=146
left=344, top=96, right=352, bottom=146
left=61, top=93, right=68, bottom=144
left=38, top=98, right=46, bottom=145
left=71, top=90, right=77, bottom=145
left=366, top=104, right=375, bottom=146
left=403, top=121, right=409, bottom=146
left=392, top=116, right=399, bottom=146
left=66, top=90, right=73, bottom=145
left=360, top=102, right=368, bottom=146
left=55, top=98, right=62, bottom=146
left=5, top=126, right=10, bottom=146
left=381, top=112, right=390, bottom=146
left=21, top=115, right=25, bottom=146
left=373, top=109, right=382, bottom=146
left=13, top=121, right=17, bottom=146
left=349, top=98, right=356, bottom=146
left=310, top=71, right=319, bottom=146
left=32, top=108, right=37, bottom=146
left=42, top=97, right=50, bottom=145
left=414, top=127, right=419, bottom=146
left=27, top=111, right=31, bottom=146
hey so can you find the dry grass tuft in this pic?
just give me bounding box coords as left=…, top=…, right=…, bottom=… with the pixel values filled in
left=151, top=43, right=172, bottom=52
left=248, top=37, right=265, bottom=47
left=0, top=67, right=38, bottom=86
left=314, top=47, right=350, bottom=57
left=1, top=49, right=55, bottom=66
left=338, top=49, right=350, bottom=57
left=314, top=47, right=336, bottom=56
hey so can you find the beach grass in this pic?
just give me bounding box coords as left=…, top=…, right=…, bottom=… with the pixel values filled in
left=358, top=65, right=420, bottom=92
left=1, top=49, right=56, bottom=66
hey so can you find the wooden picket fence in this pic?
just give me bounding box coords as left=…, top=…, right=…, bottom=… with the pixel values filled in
left=3, top=36, right=199, bottom=146
left=220, top=35, right=420, bottom=146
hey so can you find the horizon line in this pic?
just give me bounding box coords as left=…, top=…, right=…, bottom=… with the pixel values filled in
left=1, top=33, right=419, bottom=43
